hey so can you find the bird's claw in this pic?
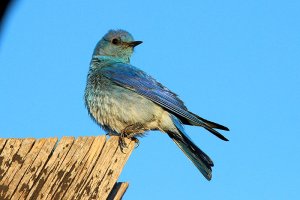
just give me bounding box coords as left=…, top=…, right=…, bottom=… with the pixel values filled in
left=118, top=136, right=139, bottom=153
left=118, top=137, right=128, bottom=153
left=119, top=123, right=144, bottom=151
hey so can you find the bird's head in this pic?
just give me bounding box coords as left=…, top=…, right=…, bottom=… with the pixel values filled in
left=93, top=29, right=142, bottom=63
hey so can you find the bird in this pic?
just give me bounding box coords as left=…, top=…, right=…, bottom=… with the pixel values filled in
left=84, top=29, right=229, bottom=180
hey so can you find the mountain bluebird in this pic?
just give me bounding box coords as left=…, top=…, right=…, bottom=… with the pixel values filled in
left=85, top=29, right=229, bottom=180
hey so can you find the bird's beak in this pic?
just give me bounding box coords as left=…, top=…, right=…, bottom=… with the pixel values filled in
left=127, top=41, right=143, bottom=47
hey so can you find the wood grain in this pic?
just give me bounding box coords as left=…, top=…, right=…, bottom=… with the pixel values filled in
left=0, top=136, right=134, bottom=200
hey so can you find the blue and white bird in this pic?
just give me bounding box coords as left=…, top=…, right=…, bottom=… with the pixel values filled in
left=85, top=29, right=229, bottom=180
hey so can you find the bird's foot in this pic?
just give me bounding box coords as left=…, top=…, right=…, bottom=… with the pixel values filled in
left=118, top=136, right=139, bottom=153
left=119, top=123, right=144, bottom=152
left=118, top=136, right=128, bottom=152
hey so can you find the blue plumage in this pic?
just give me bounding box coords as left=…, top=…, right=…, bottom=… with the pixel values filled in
left=85, top=29, right=229, bottom=180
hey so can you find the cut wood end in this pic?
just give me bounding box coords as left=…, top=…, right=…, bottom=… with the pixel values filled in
left=107, top=182, right=130, bottom=200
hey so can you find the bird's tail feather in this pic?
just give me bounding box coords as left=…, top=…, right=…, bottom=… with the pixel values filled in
left=194, top=113, right=229, bottom=131
left=186, top=111, right=229, bottom=141
left=203, top=126, right=229, bottom=141
left=168, top=115, right=213, bottom=180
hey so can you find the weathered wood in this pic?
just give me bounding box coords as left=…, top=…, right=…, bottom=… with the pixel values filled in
left=107, top=182, right=129, bottom=200
left=0, top=136, right=134, bottom=200
left=12, top=138, right=58, bottom=199
left=0, top=138, right=35, bottom=192
left=27, top=137, right=75, bottom=200
left=51, top=136, right=95, bottom=200
left=75, top=136, right=135, bottom=200
left=63, top=136, right=106, bottom=200
left=0, top=139, right=7, bottom=154
left=6, top=138, right=47, bottom=199
left=0, top=139, right=22, bottom=181
left=92, top=139, right=134, bottom=199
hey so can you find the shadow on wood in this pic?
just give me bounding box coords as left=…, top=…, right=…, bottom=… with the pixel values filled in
left=0, top=136, right=135, bottom=200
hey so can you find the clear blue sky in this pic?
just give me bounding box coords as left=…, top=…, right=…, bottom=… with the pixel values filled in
left=1, top=0, right=299, bottom=199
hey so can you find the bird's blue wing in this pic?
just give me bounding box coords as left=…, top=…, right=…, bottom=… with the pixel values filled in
left=97, top=62, right=207, bottom=127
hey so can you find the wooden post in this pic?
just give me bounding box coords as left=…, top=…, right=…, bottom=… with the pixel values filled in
left=0, top=136, right=135, bottom=200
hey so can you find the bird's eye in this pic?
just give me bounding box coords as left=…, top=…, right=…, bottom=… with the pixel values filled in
left=111, top=38, right=121, bottom=45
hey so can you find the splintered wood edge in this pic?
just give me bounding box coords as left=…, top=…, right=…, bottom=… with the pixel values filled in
left=94, top=137, right=135, bottom=199
left=0, top=136, right=135, bottom=200
left=74, top=136, right=135, bottom=200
